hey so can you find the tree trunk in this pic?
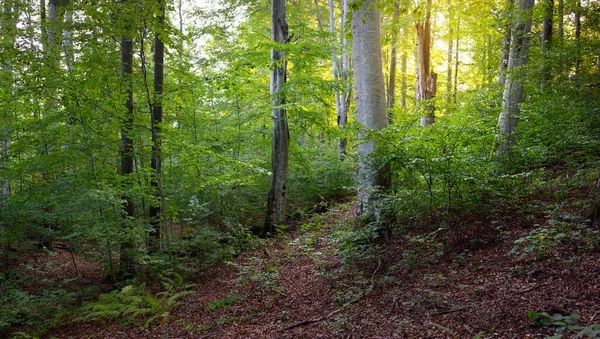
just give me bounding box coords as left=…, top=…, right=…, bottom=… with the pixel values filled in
left=557, top=0, right=563, bottom=42
left=353, top=0, right=390, bottom=224
left=454, top=18, right=459, bottom=103
left=1, top=0, right=16, bottom=205
left=119, top=0, right=136, bottom=277
left=416, top=0, right=436, bottom=127
left=150, top=0, right=165, bottom=241
left=446, top=0, right=453, bottom=113
left=401, top=51, right=407, bottom=108
left=387, top=1, right=400, bottom=117
left=541, top=0, right=553, bottom=89
left=574, top=1, right=581, bottom=80
left=498, top=0, right=514, bottom=87
left=328, top=0, right=343, bottom=147
left=264, top=0, right=289, bottom=235
left=495, top=0, right=534, bottom=161
left=338, top=0, right=350, bottom=157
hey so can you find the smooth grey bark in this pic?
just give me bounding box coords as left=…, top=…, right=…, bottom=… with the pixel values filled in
left=387, top=1, right=400, bottom=116
left=541, top=0, right=553, bottom=89
left=446, top=0, right=453, bottom=113
left=495, top=0, right=534, bottom=160
left=401, top=51, right=407, bottom=108
left=416, top=0, right=436, bottom=127
left=498, top=0, right=514, bottom=86
left=352, top=0, right=390, bottom=223
left=264, top=0, right=289, bottom=234
left=150, top=0, right=165, bottom=241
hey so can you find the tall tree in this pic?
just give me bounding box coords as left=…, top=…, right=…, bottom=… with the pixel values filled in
left=353, top=0, right=390, bottom=223
left=119, top=0, right=136, bottom=277
left=495, top=0, right=534, bottom=160
left=1, top=0, right=17, bottom=204
left=541, top=0, right=553, bottom=88
left=445, top=0, right=453, bottom=113
left=574, top=1, right=581, bottom=79
left=264, top=0, right=289, bottom=234
left=416, top=0, right=436, bottom=127
left=150, top=0, right=166, bottom=241
left=498, top=0, right=515, bottom=86
left=387, top=1, right=400, bottom=115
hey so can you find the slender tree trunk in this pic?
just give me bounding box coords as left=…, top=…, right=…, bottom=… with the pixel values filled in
left=401, top=51, right=407, bottom=108
left=498, top=0, right=514, bottom=86
left=1, top=0, right=16, bottom=205
left=416, top=0, right=437, bottom=127
left=574, top=1, right=581, bottom=80
left=353, top=0, right=390, bottom=224
left=328, top=0, right=342, bottom=140
left=557, top=0, right=563, bottom=41
left=62, top=1, right=73, bottom=73
left=118, top=0, right=136, bottom=277
left=541, top=0, right=553, bottom=89
left=337, top=0, right=350, bottom=157
left=446, top=0, right=453, bottom=113
left=264, top=0, right=289, bottom=235
left=453, top=18, right=459, bottom=103
left=387, top=1, right=400, bottom=118
left=150, top=0, right=165, bottom=241
left=495, top=0, right=534, bottom=161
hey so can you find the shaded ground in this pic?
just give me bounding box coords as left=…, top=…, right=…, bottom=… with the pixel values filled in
left=41, top=196, right=600, bottom=339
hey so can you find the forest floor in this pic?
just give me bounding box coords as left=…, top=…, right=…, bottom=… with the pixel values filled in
left=34, top=192, right=600, bottom=338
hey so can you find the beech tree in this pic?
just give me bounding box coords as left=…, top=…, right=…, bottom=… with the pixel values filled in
left=264, top=0, right=289, bottom=234
left=353, top=0, right=390, bottom=223
left=495, top=0, right=534, bottom=160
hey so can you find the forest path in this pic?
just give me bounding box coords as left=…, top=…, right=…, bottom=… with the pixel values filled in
left=47, top=200, right=600, bottom=338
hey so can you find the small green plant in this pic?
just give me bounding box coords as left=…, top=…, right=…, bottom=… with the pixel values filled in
left=528, top=310, right=600, bottom=338
left=509, top=227, right=565, bottom=260
left=206, top=295, right=244, bottom=312
left=77, top=281, right=195, bottom=327
left=228, top=257, right=282, bottom=302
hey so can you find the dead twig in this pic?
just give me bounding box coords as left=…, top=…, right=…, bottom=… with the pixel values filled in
left=429, top=305, right=472, bottom=316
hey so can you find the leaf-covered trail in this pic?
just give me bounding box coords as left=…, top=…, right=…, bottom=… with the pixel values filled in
left=48, top=201, right=600, bottom=338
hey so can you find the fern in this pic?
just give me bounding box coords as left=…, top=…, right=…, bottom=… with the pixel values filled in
left=76, top=282, right=195, bottom=327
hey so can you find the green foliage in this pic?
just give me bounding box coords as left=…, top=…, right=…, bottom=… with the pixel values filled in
left=0, top=270, right=74, bottom=336
left=528, top=310, right=600, bottom=338
left=508, top=227, right=565, bottom=261
left=228, top=257, right=282, bottom=299
left=206, top=295, right=245, bottom=312
left=77, top=281, right=195, bottom=327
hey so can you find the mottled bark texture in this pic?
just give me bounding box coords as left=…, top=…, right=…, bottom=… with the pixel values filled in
left=265, top=0, right=289, bottom=235
left=495, top=0, right=534, bottom=160
left=445, top=0, right=453, bottom=113
left=352, top=0, right=390, bottom=225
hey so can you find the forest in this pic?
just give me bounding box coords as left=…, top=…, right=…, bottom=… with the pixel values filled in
left=1, top=0, right=600, bottom=337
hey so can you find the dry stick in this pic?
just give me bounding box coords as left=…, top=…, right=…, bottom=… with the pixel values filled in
left=429, top=305, right=471, bottom=316
left=281, top=260, right=382, bottom=331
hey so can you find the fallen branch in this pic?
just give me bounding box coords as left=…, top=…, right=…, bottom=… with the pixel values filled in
left=429, top=305, right=472, bottom=316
